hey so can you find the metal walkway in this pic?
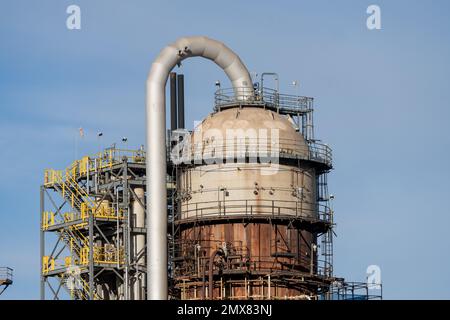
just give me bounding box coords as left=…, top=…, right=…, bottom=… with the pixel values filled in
left=0, top=267, right=13, bottom=296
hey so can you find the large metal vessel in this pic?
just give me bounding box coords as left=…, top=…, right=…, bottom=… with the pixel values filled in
left=169, top=83, right=334, bottom=299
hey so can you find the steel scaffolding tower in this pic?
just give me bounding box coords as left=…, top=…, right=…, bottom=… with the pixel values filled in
left=40, top=146, right=147, bottom=300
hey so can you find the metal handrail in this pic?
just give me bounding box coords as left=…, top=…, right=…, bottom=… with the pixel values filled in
left=179, top=199, right=332, bottom=224
left=0, top=267, right=13, bottom=283
left=77, top=148, right=146, bottom=174
left=45, top=148, right=146, bottom=186
left=171, top=137, right=332, bottom=167
left=329, top=281, right=383, bottom=300
left=173, top=257, right=332, bottom=278
left=214, top=87, right=313, bottom=114
left=172, top=238, right=334, bottom=279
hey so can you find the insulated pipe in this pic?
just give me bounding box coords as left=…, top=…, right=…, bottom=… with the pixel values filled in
left=146, top=36, right=254, bottom=300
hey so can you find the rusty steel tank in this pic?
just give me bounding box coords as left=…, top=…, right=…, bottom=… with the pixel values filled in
left=171, top=91, right=333, bottom=300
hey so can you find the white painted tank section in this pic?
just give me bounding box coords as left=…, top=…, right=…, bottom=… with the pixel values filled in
left=132, top=188, right=145, bottom=299
left=180, top=164, right=316, bottom=219
left=146, top=36, right=254, bottom=299
left=179, top=107, right=316, bottom=221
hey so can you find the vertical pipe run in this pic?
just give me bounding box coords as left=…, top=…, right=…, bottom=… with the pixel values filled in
left=177, top=74, right=185, bottom=129
left=123, top=160, right=130, bottom=300
left=208, top=249, right=223, bottom=300
left=132, top=188, right=145, bottom=299
left=170, top=72, right=179, bottom=285
left=170, top=72, right=178, bottom=131
left=88, top=207, right=94, bottom=300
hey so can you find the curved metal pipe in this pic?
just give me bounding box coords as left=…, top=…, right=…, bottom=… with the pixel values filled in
left=146, top=36, right=253, bottom=300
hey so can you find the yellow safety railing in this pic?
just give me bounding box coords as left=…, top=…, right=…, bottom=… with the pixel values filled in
left=79, top=246, right=89, bottom=266
left=78, top=156, right=89, bottom=176
left=64, top=256, right=72, bottom=267
left=44, top=169, right=62, bottom=186
left=42, top=211, right=87, bottom=230
left=66, top=224, right=89, bottom=263
left=44, top=168, right=94, bottom=211
left=82, top=148, right=146, bottom=174
left=42, top=211, right=55, bottom=230
left=78, top=276, right=100, bottom=300
left=42, top=256, right=55, bottom=274
left=68, top=234, right=82, bottom=262
left=42, top=206, right=121, bottom=230
left=43, top=169, right=86, bottom=211
left=77, top=245, right=124, bottom=266
left=42, top=255, right=75, bottom=274
left=64, top=169, right=95, bottom=208
left=43, top=147, right=144, bottom=224
left=71, top=225, right=88, bottom=243
left=81, top=202, right=124, bottom=221
left=45, top=147, right=146, bottom=185
left=93, top=148, right=146, bottom=170
left=61, top=225, right=89, bottom=264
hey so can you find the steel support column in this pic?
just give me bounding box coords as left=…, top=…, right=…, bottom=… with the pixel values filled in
left=40, top=185, right=45, bottom=300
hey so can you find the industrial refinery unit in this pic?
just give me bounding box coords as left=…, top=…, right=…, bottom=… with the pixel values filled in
left=39, top=36, right=382, bottom=300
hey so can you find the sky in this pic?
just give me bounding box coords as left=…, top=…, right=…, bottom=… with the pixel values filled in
left=0, top=0, right=449, bottom=299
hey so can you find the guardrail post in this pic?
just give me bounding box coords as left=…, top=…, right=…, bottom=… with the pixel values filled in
left=88, top=207, right=94, bottom=300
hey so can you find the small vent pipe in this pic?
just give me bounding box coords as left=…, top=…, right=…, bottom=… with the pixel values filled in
left=177, top=74, right=185, bottom=129
left=170, top=72, right=177, bottom=131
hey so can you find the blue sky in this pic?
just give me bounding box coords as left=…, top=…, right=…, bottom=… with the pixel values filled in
left=1, top=0, right=449, bottom=299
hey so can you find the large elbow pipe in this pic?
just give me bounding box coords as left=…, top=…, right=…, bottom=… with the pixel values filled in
left=146, top=36, right=253, bottom=300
